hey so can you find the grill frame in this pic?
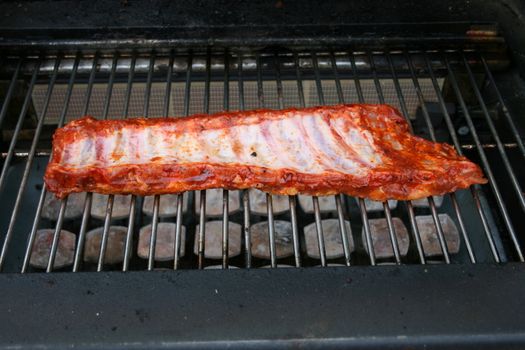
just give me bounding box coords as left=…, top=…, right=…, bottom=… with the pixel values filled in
left=2, top=0, right=525, bottom=347
left=1, top=264, right=525, bottom=349
left=0, top=47, right=522, bottom=272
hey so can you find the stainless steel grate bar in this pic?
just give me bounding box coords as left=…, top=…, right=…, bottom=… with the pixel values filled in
left=310, top=52, right=329, bottom=267
left=98, top=53, right=136, bottom=271
left=384, top=52, right=450, bottom=263
left=47, top=197, right=68, bottom=272
left=0, top=60, right=40, bottom=195
left=173, top=194, right=184, bottom=269
left=445, top=53, right=524, bottom=261
left=275, top=53, right=301, bottom=267
left=145, top=53, right=160, bottom=271
left=76, top=54, right=114, bottom=271
left=0, top=56, right=60, bottom=270
left=238, top=54, right=253, bottom=268
left=21, top=57, right=68, bottom=273
left=71, top=54, right=100, bottom=272
left=266, top=193, right=278, bottom=268
left=172, top=52, right=193, bottom=270
left=368, top=52, right=408, bottom=264
left=479, top=54, right=525, bottom=160
left=74, top=193, right=93, bottom=271
left=461, top=52, right=525, bottom=214
left=316, top=52, right=354, bottom=266
left=3, top=49, right=523, bottom=272
left=0, top=58, right=22, bottom=129
left=404, top=51, right=475, bottom=263
left=97, top=195, right=114, bottom=271
left=423, top=53, right=500, bottom=262
left=348, top=53, right=376, bottom=266
left=46, top=53, right=81, bottom=272
left=222, top=49, right=230, bottom=269
left=255, top=53, right=278, bottom=268
left=122, top=195, right=136, bottom=271
left=148, top=192, right=160, bottom=271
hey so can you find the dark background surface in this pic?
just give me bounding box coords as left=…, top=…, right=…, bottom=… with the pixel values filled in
left=0, top=264, right=524, bottom=349
left=1, top=1, right=525, bottom=349
left=0, top=0, right=524, bottom=72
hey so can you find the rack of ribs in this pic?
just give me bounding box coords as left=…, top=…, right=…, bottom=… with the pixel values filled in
left=44, top=104, right=487, bottom=201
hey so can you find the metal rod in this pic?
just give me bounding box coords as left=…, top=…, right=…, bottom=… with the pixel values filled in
left=329, top=52, right=354, bottom=266
left=335, top=196, right=351, bottom=266
left=450, top=192, right=475, bottom=263
left=174, top=52, right=194, bottom=270
left=461, top=52, right=525, bottom=214
left=99, top=52, right=135, bottom=271
left=222, top=50, right=230, bottom=269
left=310, top=52, right=330, bottom=266
left=81, top=52, right=99, bottom=116
left=266, top=193, right=277, bottom=268
left=72, top=53, right=101, bottom=272
left=143, top=51, right=160, bottom=271
left=242, top=191, right=252, bottom=268
left=197, top=191, right=206, bottom=269
left=428, top=196, right=450, bottom=264
left=383, top=201, right=401, bottom=264
left=122, top=195, right=135, bottom=271
left=196, top=51, right=211, bottom=270
left=348, top=52, right=375, bottom=265
left=289, top=196, right=301, bottom=267
left=276, top=53, right=301, bottom=267
left=136, top=51, right=173, bottom=272
left=359, top=198, right=376, bottom=265
left=101, top=54, right=119, bottom=119
left=222, top=190, right=229, bottom=269
left=0, top=60, right=41, bottom=195
left=0, top=58, right=23, bottom=129
left=0, top=56, right=60, bottom=270
left=238, top=54, right=252, bottom=269
left=148, top=195, right=160, bottom=270
left=163, top=50, right=175, bottom=116
left=312, top=197, right=327, bottom=266
left=405, top=51, right=473, bottom=262
left=445, top=53, right=523, bottom=261
left=173, top=194, right=184, bottom=269
left=349, top=53, right=365, bottom=103
left=97, top=195, right=114, bottom=271
left=73, top=193, right=93, bottom=271
left=256, top=53, right=265, bottom=107
left=46, top=197, right=68, bottom=272
left=386, top=52, right=449, bottom=262
left=479, top=54, right=525, bottom=160
left=143, top=52, right=155, bottom=116
left=22, top=54, right=83, bottom=273
left=123, top=54, right=137, bottom=119
left=256, top=53, right=277, bottom=267
left=45, top=53, right=82, bottom=272
left=424, top=52, right=499, bottom=262
left=368, top=52, right=405, bottom=263
left=368, top=52, right=385, bottom=103
left=405, top=201, right=426, bottom=264
left=21, top=184, right=48, bottom=272
left=73, top=53, right=118, bottom=272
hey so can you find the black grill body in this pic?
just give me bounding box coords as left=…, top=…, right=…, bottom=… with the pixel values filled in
left=0, top=1, right=525, bottom=349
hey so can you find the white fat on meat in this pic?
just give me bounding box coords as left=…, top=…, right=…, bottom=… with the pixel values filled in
left=61, top=114, right=383, bottom=174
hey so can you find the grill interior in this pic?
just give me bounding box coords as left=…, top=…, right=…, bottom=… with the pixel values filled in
left=0, top=48, right=523, bottom=273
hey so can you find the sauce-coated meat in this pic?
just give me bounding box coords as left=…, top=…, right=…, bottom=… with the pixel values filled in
left=44, top=104, right=487, bottom=200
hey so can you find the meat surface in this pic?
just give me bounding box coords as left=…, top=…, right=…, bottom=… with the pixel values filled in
left=44, top=104, right=487, bottom=201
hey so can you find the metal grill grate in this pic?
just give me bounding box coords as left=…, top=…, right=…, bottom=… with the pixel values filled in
left=0, top=49, right=523, bottom=273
